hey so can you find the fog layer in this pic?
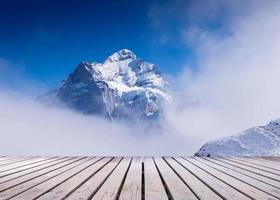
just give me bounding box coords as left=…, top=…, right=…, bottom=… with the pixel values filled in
left=1, top=1, right=280, bottom=155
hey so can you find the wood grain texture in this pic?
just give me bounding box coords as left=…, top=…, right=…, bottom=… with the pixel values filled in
left=66, top=157, right=122, bottom=200
left=164, top=157, right=223, bottom=200
left=143, top=157, right=168, bottom=200
left=119, top=157, right=142, bottom=200
left=185, top=157, right=278, bottom=200
left=91, top=157, right=131, bottom=200
left=154, top=157, right=198, bottom=200
left=0, top=156, right=278, bottom=200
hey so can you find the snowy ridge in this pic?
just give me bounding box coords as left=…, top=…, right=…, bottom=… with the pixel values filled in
left=195, top=120, right=280, bottom=156
left=40, top=49, right=171, bottom=121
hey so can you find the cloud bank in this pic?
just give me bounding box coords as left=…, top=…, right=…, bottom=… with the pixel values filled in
left=0, top=91, right=188, bottom=156
left=163, top=0, right=280, bottom=142
left=1, top=0, right=280, bottom=155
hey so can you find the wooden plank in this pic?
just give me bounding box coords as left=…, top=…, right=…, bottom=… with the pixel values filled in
left=12, top=157, right=103, bottom=200
left=36, top=157, right=109, bottom=199
left=0, top=157, right=89, bottom=199
left=0, top=156, right=36, bottom=164
left=0, top=157, right=69, bottom=183
left=241, top=157, right=280, bottom=171
left=143, top=157, right=168, bottom=200
left=0, top=156, right=279, bottom=200
left=164, top=157, right=223, bottom=200
left=224, top=157, right=280, bottom=176
left=247, top=157, right=280, bottom=168
left=154, top=157, right=198, bottom=200
left=185, top=157, right=278, bottom=200
left=258, top=157, right=280, bottom=163
left=91, top=157, right=132, bottom=200
left=0, top=157, right=21, bottom=163
left=0, top=156, right=25, bottom=162
left=215, top=157, right=280, bottom=181
left=39, top=157, right=112, bottom=199
left=0, top=156, right=56, bottom=172
left=119, top=157, right=142, bottom=200
left=0, top=156, right=37, bottom=167
left=204, top=157, right=280, bottom=189
left=0, top=157, right=62, bottom=178
left=0, top=156, right=57, bottom=175
left=0, top=157, right=84, bottom=193
left=175, top=157, right=251, bottom=200
left=231, top=157, right=280, bottom=174
left=194, top=157, right=280, bottom=198
left=66, top=157, right=122, bottom=200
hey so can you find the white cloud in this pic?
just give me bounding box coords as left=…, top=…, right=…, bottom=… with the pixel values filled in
left=1, top=1, right=280, bottom=156
left=0, top=91, right=188, bottom=156
left=164, top=0, right=280, bottom=145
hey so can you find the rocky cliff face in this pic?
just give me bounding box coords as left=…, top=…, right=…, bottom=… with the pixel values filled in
left=40, top=49, right=171, bottom=121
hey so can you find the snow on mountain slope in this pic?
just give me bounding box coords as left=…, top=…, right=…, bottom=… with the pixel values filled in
left=40, top=49, right=171, bottom=121
left=195, top=120, right=280, bottom=156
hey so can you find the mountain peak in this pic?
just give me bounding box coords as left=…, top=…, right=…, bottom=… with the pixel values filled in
left=40, top=49, right=170, bottom=122
left=105, top=49, right=136, bottom=63
left=195, top=119, right=280, bottom=157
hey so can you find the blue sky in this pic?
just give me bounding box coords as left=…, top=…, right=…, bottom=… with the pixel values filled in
left=1, top=0, right=280, bottom=155
left=0, top=0, right=229, bottom=89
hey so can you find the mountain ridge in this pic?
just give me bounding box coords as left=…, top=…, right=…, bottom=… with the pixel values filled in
left=39, top=49, right=171, bottom=121
left=195, top=119, right=280, bottom=157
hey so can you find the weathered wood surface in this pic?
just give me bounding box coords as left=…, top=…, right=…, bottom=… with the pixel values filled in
left=0, top=156, right=279, bottom=200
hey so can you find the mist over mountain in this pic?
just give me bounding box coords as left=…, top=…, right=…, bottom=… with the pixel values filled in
left=40, top=49, right=171, bottom=122
left=40, top=49, right=280, bottom=157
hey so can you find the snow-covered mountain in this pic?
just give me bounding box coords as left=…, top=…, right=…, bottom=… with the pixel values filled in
left=40, top=49, right=171, bottom=121
left=195, top=120, right=280, bottom=157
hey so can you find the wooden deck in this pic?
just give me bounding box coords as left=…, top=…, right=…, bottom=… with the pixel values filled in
left=0, top=156, right=279, bottom=199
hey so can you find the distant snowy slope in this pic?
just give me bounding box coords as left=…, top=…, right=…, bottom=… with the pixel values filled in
left=195, top=120, right=280, bottom=156
left=39, top=49, right=170, bottom=121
